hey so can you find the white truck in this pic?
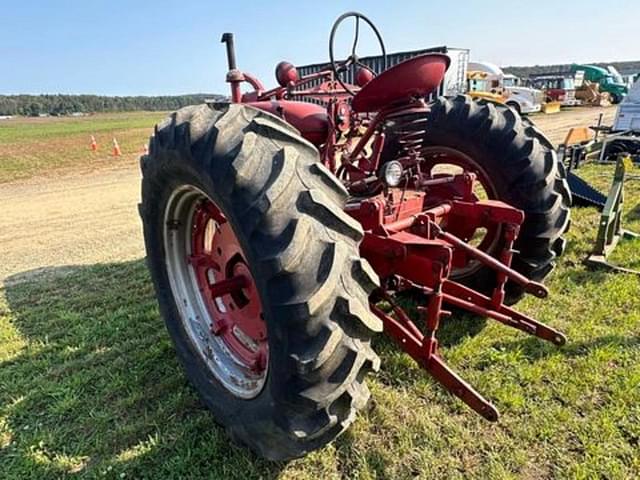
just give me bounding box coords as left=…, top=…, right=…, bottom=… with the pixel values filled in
left=468, top=61, right=543, bottom=114
left=595, top=78, right=640, bottom=161
left=613, top=77, right=640, bottom=132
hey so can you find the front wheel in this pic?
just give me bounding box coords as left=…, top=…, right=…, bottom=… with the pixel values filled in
left=139, top=104, right=382, bottom=460
left=420, top=96, right=571, bottom=303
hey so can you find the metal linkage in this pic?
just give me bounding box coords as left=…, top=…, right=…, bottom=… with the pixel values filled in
left=586, top=155, right=640, bottom=275
left=441, top=281, right=566, bottom=346
left=370, top=301, right=500, bottom=421
left=353, top=189, right=567, bottom=421
left=386, top=114, right=428, bottom=162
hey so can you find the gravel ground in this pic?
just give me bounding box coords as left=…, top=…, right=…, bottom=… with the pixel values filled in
left=0, top=106, right=617, bottom=287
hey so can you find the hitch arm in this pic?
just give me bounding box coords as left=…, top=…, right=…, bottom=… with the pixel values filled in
left=356, top=193, right=567, bottom=422
left=442, top=280, right=567, bottom=346
left=435, top=225, right=549, bottom=299
left=370, top=304, right=500, bottom=421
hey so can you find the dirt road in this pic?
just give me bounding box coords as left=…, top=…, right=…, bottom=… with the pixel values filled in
left=0, top=165, right=143, bottom=286
left=530, top=106, right=616, bottom=145
left=0, top=106, right=617, bottom=287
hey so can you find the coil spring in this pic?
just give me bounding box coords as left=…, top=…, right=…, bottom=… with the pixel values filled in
left=386, top=114, right=429, bottom=163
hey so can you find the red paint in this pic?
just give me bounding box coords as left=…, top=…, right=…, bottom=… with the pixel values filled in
left=247, top=100, right=328, bottom=145
left=275, top=61, right=299, bottom=87
left=347, top=189, right=565, bottom=418
left=217, top=19, right=566, bottom=420
left=351, top=54, right=450, bottom=112
left=355, top=66, right=375, bottom=87
left=545, top=89, right=566, bottom=102
left=190, top=199, right=268, bottom=373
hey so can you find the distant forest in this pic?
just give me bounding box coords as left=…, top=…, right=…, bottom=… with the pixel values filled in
left=0, top=94, right=227, bottom=117
left=4, top=58, right=638, bottom=117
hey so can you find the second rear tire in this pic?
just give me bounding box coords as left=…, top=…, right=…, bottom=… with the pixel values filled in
left=421, top=96, right=571, bottom=303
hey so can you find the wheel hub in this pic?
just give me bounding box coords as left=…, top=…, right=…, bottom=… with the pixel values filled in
left=163, top=186, right=268, bottom=398
left=190, top=198, right=268, bottom=374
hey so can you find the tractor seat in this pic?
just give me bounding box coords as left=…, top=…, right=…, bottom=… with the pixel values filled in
left=351, top=54, right=451, bottom=113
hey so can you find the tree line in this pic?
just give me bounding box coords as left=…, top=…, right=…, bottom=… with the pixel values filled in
left=0, top=94, right=227, bottom=116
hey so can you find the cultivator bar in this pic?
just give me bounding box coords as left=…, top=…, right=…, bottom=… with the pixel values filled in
left=348, top=172, right=566, bottom=420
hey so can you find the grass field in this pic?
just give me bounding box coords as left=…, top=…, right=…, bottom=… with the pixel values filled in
left=1, top=112, right=639, bottom=479
left=0, top=112, right=164, bottom=183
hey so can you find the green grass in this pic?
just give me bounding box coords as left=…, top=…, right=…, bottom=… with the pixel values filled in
left=0, top=112, right=165, bottom=183
left=1, top=160, right=640, bottom=478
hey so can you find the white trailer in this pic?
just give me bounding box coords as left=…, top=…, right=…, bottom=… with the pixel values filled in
left=613, top=78, right=640, bottom=132
left=590, top=78, right=640, bottom=162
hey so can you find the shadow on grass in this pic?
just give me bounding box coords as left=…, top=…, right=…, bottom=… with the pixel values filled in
left=392, top=291, right=487, bottom=348
left=370, top=297, right=488, bottom=391
left=493, top=334, right=640, bottom=363
left=625, top=202, right=640, bottom=222
left=0, top=260, right=284, bottom=479
left=564, top=267, right=610, bottom=286
left=5, top=260, right=632, bottom=478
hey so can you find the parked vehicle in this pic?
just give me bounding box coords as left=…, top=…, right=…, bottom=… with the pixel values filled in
left=607, top=65, right=625, bottom=85
left=559, top=78, right=640, bottom=167
left=602, top=78, right=640, bottom=159
left=466, top=70, right=507, bottom=103
left=502, top=73, right=544, bottom=113
left=613, top=78, right=640, bottom=132
left=529, top=75, right=579, bottom=106
left=571, top=64, right=628, bottom=104
left=468, top=61, right=543, bottom=114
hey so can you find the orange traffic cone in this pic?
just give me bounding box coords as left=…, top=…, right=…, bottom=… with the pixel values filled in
left=90, top=135, right=98, bottom=152
left=112, top=137, right=122, bottom=157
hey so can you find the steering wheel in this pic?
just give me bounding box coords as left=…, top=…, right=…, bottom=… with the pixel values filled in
left=329, top=12, right=387, bottom=96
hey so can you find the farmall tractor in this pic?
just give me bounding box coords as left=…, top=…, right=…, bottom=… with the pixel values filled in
left=139, top=13, right=571, bottom=460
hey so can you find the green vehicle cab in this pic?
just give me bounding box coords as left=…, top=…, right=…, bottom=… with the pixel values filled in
left=571, top=64, right=629, bottom=104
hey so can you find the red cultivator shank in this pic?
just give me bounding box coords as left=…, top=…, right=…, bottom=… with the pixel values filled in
left=349, top=165, right=566, bottom=420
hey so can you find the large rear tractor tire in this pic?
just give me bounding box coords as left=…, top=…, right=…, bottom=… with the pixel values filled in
left=421, top=95, right=571, bottom=303
left=139, top=103, right=382, bottom=460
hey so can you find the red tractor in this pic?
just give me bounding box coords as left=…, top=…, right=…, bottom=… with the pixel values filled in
left=139, top=12, right=570, bottom=460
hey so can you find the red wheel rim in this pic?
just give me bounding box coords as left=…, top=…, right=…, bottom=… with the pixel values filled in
left=189, top=198, right=268, bottom=374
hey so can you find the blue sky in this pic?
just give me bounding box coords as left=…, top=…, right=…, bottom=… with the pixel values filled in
left=1, top=0, right=638, bottom=96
